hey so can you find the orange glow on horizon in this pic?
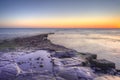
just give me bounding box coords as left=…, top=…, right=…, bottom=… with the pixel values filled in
left=0, top=16, right=120, bottom=28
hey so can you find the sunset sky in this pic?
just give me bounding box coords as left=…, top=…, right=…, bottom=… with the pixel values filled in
left=0, top=0, right=120, bottom=28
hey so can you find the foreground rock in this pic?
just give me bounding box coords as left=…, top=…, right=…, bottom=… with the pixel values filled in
left=0, top=63, right=22, bottom=80
left=1, top=49, right=119, bottom=80
left=80, top=52, right=97, bottom=61
left=90, top=59, right=115, bottom=70
left=0, top=50, right=96, bottom=80
left=57, top=67, right=95, bottom=80
left=52, top=50, right=77, bottom=58
left=0, top=33, right=120, bottom=80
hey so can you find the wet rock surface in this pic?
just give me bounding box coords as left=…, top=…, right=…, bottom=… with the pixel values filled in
left=0, top=33, right=120, bottom=80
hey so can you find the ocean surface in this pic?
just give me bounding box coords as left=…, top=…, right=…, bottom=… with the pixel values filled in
left=0, top=28, right=120, bottom=69
left=0, top=28, right=58, bottom=40
left=0, top=28, right=120, bottom=39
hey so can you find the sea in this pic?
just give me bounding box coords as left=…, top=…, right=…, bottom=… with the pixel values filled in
left=0, top=28, right=120, bottom=69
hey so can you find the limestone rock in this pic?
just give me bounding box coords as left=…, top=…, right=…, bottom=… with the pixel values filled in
left=55, top=77, right=66, bottom=80
left=0, top=63, right=22, bottom=80
left=60, top=58, right=85, bottom=67
left=58, top=67, right=95, bottom=80
left=53, top=51, right=77, bottom=58
left=90, top=59, right=115, bottom=69
left=80, top=52, right=97, bottom=61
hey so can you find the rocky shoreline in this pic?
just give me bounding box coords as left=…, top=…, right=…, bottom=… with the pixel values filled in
left=0, top=33, right=120, bottom=80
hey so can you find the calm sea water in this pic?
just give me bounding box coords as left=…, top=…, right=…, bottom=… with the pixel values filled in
left=0, top=28, right=120, bottom=40
left=0, top=28, right=120, bottom=69
left=0, top=28, right=59, bottom=40
left=49, top=28, right=120, bottom=69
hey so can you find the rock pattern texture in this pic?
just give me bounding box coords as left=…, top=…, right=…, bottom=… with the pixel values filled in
left=90, top=59, right=115, bottom=69
left=0, top=50, right=95, bottom=80
left=0, top=33, right=120, bottom=80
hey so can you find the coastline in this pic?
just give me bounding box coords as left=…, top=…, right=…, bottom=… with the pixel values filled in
left=0, top=33, right=120, bottom=80
left=48, top=33, right=120, bottom=70
left=0, top=33, right=73, bottom=52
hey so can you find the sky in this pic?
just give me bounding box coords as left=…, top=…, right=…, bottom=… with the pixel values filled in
left=0, top=0, right=120, bottom=28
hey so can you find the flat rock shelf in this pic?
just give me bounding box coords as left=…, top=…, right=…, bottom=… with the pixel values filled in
left=0, top=33, right=120, bottom=80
